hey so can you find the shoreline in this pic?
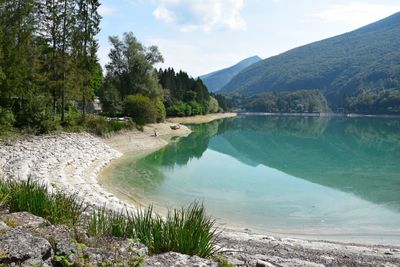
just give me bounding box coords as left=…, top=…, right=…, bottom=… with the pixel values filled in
left=1, top=113, right=400, bottom=265
left=167, top=112, right=237, bottom=124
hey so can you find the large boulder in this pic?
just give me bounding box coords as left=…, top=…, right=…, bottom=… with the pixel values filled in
left=0, top=229, right=53, bottom=266
left=0, top=212, right=50, bottom=229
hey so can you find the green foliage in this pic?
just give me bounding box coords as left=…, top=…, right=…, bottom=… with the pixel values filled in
left=208, top=96, right=220, bottom=113
left=166, top=101, right=191, bottom=117
left=83, top=115, right=135, bottom=136
left=123, top=94, right=158, bottom=125
left=0, top=179, right=85, bottom=226
left=98, top=78, right=123, bottom=117
left=213, top=255, right=234, bottom=267
left=212, top=93, right=233, bottom=112
left=89, top=203, right=218, bottom=258
left=0, top=107, right=15, bottom=130
left=155, top=97, right=166, bottom=122
left=238, top=90, right=329, bottom=113
left=158, top=68, right=211, bottom=117
left=0, top=0, right=101, bottom=129
left=14, top=96, right=56, bottom=134
left=105, top=32, right=164, bottom=99
left=345, top=89, right=400, bottom=114
left=222, top=12, right=400, bottom=112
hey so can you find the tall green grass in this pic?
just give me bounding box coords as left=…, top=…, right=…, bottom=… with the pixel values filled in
left=0, top=179, right=85, bottom=225
left=89, top=203, right=219, bottom=257
left=0, top=179, right=219, bottom=258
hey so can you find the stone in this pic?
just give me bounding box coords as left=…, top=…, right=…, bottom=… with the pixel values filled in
left=0, top=229, right=53, bottom=265
left=144, top=252, right=218, bottom=267
left=256, top=259, right=277, bottom=267
left=0, top=220, right=10, bottom=232
left=1, top=212, right=51, bottom=229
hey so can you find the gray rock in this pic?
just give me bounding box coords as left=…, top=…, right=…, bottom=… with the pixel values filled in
left=0, top=229, right=53, bottom=265
left=0, top=220, right=10, bottom=231
left=144, top=252, right=218, bottom=267
left=256, top=259, right=277, bottom=267
left=0, top=212, right=51, bottom=229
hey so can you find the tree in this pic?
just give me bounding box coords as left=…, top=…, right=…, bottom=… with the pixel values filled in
left=105, top=32, right=164, bottom=98
left=72, top=0, right=101, bottom=119
left=123, top=94, right=158, bottom=125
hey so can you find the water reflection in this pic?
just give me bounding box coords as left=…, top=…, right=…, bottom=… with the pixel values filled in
left=139, top=115, right=400, bottom=210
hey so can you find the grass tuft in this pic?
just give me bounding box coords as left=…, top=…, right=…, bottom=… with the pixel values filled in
left=89, top=202, right=219, bottom=257
left=0, top=179, right=85, bottom=225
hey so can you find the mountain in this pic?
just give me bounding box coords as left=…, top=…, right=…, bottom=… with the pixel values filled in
left=221, top=12, right=400, bottom=110
left=199, top=56, right=262, bottom=92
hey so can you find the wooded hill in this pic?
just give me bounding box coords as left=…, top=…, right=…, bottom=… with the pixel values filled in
left=199, top=56, right=261, bottom=92
left=221, top=12, right=400, bottom=114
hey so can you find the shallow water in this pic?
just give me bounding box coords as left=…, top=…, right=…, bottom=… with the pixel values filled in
left=105, top=115, right=400, bottom=244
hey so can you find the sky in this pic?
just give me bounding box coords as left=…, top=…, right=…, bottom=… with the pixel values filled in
left=97, top=0, right=400, bottom=77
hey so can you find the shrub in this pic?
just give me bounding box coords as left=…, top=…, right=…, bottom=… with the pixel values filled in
left=189, top=101, right=203, bottom=115
left=155, top=97, right=166, bottom=123
left=14, top=96, right=56, bottom=134
left=0, top=107, right=15, bottom=129
left=89, top=202, right=218, bottom=257
left=166, top=101, right=190, bottom=117
left=208, top=97, right=220, bottom=113
left=124, top=94, right=158, bottom=125
left=0, top=179, right=85, bottom=226
left=83, top=115, right=135, bottom=136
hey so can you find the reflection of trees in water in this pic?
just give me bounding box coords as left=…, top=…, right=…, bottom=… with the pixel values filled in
left=133, top=115, right=400, bottom=210
left=343, top=118, right=400, bottom=145
left=141, top=120, right=221, bottom=168
left=212, top=116, right=400, bottom=210
left=219, top=115, right=329, bottom=138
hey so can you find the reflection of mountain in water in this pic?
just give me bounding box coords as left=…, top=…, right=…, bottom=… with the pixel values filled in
left=209, top=116, right=400, bottom=210
left=141, top=115, right=400, bottom=210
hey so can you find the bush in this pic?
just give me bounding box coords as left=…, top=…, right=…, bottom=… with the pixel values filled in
left=89, top=202, right=218, bottom=257
left=0, top=179, right=85, bottom=226
left=124, top=94, right=158, bottom=125
left=0, top=107, right=15, bottom=134
left=166, top=101, right=195, bottom=117
left=83, top=115, right=135, bottom=136
left=208, top=97, right=220, bottom=113
left=14, top=96, right=56, bottom=134
left=155, top=97, right=166, bottom=122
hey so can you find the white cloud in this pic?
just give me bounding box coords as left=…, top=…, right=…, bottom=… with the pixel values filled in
left=153, top=0, right=246, bottom=32
left=99, top=4, right=115, bottom=17
left=315, top=2, right=400, bottom=28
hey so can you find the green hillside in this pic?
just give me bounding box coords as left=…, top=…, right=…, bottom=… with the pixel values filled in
left=221, top=12, right=400, bottom=113
left=199, top=56, right=261, bottom=92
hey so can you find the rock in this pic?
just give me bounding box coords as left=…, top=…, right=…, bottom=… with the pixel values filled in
left=0, top=229, right=53, bottom=265
left=0, top=221, right=10, bottom=232
left=229, top=258, right=246, bottom=266
left=256, top=259, right=277, bottom=267
left=1, top=212, right=51, bottom=229
left=170, top=124, right=181, bottom=130
left=144, top=252, right=218, bottom=267
left=53, top=237, right=149, bottom=267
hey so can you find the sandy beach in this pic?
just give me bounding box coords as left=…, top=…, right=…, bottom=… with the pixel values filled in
left=1, top=112, right=400, bottom=266
left=167, top=112, right=237, bottom=124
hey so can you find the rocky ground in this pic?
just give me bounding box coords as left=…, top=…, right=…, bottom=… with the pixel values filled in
left=0, top=210, right=215, bottom=267
left=218, top=231, right=400, bottom=267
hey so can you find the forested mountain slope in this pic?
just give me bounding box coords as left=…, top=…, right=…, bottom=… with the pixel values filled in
left=221, top=12, right=400, bottom=111
left=199, top=56, right=261, bottom=92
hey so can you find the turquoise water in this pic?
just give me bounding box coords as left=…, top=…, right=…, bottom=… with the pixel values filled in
left=105, top=115, right=400, bottom=244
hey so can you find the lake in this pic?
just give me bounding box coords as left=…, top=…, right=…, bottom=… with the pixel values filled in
left=103, top=115, right=400, bottom=244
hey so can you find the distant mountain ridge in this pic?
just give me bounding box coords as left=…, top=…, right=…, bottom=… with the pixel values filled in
left=199, top=56, right=262, bottom=92
left=221, top=12, right=400, bottom=110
